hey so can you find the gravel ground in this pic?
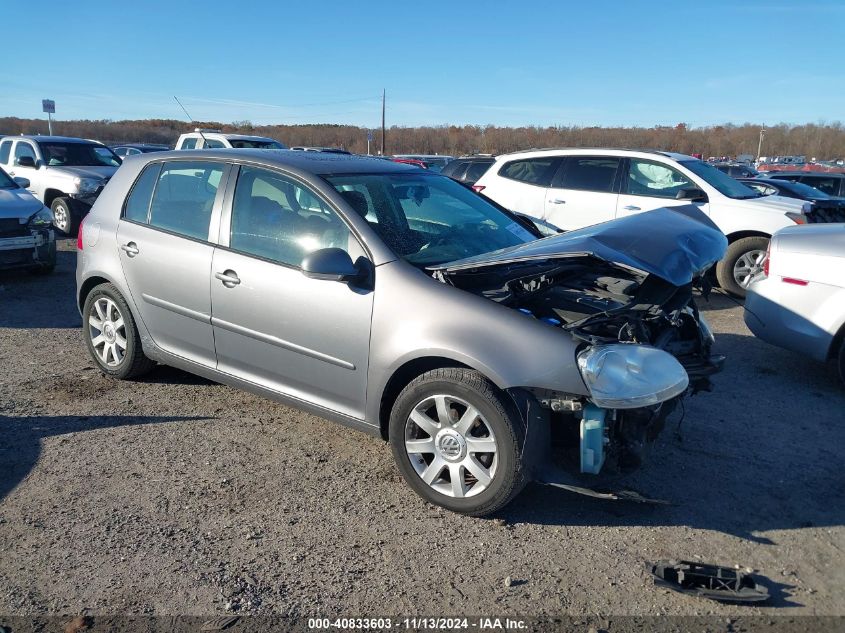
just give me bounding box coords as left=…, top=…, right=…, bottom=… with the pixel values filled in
left=0, top=241, right=843, bottom=619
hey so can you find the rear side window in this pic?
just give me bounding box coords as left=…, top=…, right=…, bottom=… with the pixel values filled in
left=179, top=137, right=198, bottom=150
left=465, top=161, right=493, bottom=182
left=148, top=161, right=223, bottom=240
left=560, top=157, right=621, bottom=193
left=123, top=163, right=162, bottom=223
left=203, top=139, right=226, bottom=149
left=0, top=140, right=11, bottom=164
left=499, top=158, right=560, bottom=186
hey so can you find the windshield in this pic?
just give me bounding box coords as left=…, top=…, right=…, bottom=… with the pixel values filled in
left=0, top=168, right=16, bottom=189
left=679, top=160, right=762, bottom=199
left=37, top=142, right=121, bottom=167
left=228, top=139, right=286, bottom=149
left=325, top=172, right=537, bottom=266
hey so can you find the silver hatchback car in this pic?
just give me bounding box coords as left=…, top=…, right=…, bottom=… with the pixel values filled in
left=76, top=150, right=727, bottom=515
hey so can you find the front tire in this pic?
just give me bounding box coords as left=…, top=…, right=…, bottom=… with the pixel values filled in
left=83, top=283, right=155, bottom=379
left=716, top=236, right=769, bottom=298
left=51, top=197, right=77, bottom=236
left=389, top=367, right=528, bottom=516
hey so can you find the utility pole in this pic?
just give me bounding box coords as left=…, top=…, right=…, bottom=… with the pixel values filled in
left=381, top=89, right=386, bottom=156
left=757, top=128, right=766, bottom=163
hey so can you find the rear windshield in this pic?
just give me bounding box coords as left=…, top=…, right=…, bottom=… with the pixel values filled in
left=227, top=139, right=286, bottom=149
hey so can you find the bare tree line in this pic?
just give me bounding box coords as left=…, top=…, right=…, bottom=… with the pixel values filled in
left=2, top=117, right=844, bottom=159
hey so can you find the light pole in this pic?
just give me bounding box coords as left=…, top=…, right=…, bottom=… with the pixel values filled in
left=757, top=128, right=766, bottom=163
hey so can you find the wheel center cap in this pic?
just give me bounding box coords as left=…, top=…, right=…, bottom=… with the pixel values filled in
left=435, top=429, right=466, bottom=462
left=103, top=322, right=116, bottom=343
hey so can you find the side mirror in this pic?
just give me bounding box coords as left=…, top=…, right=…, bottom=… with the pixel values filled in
left=16, top=156, right=36, bottom=168
left=13, top=177, right=30, bottom=189
left=676, top=187, right=708, bottom=203
left=301, top=248, right=359, bottom=282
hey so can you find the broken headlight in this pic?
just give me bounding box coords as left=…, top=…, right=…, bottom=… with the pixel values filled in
left=27, top=207, right=53, bottom=229
left=577, top=344, right=689, bottom=409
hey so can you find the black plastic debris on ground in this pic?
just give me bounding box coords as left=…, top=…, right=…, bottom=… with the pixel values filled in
left=649, top=559, right=770, bottom=603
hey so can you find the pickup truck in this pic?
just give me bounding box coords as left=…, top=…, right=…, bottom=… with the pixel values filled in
left=175, top=129, right=286, bottom=150
left=0, top=135, right=122, bottom=235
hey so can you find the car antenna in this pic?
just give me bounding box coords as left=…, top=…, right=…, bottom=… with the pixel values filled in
left=173, top=96, right=209, bottom=146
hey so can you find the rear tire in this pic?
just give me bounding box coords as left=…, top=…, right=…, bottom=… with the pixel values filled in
left=51, top=197, right=77, bottom=236
left=716, top=236, right=769, bottom=298
left=389, top=367, right=528, bottom=516
left=83, top=283, right=155, bottom=379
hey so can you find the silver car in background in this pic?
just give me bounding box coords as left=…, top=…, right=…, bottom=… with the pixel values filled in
left=76, top=150, right=726, bottom=515
left=0, top=167, right=55, bottom=273
left=744, top=224, right=845, bottom=385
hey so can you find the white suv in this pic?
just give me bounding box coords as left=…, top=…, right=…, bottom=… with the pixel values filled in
left=475, top=149, right=812, bottom=296
left=175, top=129, right=287, bottom=150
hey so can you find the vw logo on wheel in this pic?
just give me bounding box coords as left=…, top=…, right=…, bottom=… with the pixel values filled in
left=439, top=435, right=462, bottom=458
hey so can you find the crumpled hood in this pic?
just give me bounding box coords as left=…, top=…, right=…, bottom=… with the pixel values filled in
left=48, top=165, right=117, bottom=181
left=431, top=205, right=729, bottom=287
left=0, top=187, right=43, bottom=220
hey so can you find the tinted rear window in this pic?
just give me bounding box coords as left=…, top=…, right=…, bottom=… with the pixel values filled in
left=465, top=161, right=493, bottom=182
left=559, top=157, right=620, bottom=193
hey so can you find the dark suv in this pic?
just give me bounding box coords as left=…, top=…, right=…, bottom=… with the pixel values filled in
left=764, top=171, right=845, bottom=197
left=441, top=156, right=496, bottom=186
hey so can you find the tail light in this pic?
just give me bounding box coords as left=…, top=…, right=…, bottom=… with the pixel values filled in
left=472, top=185, right=486, bottom=193
left=76, top=216, right=85, bottom=250
left=763, top=241, right=770, bottom=277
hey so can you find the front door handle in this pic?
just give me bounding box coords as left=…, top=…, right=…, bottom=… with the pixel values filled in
left=120, top=242, right=139, bottom=257
left=215, top=270, right=241, bottom=287
left=623, top=205, right=641, bottom=211
left=549, top=198, right=566, bottom=204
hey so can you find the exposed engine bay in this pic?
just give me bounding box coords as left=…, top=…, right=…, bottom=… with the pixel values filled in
left=432, top=255, right=725, bottom=477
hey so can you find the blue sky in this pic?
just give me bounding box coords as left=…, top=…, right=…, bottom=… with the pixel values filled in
left=2, top=1, right=843, bottom=128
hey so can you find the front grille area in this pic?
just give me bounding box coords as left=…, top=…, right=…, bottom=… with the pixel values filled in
left=0, top=219, right=28, bottom=239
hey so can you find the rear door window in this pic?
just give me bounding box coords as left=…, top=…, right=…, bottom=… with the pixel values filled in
left=499, top=158, right=561, bottom=186
left=148, top=161, right=224, bottom=241
left=559, top=156, right=622, bottom=193
left=465, top=161, right=493, bottom=182
left=0, top=140, right=13, bottom=165
left=123, top=162, right=162, bottom=223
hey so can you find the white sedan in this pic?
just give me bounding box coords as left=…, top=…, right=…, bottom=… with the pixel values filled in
left=744, top=223, right=845, bottom=385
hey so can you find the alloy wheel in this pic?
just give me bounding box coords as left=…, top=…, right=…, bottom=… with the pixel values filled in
left=404, top=394, right=498, bottom=498
left=53, top=203, right=68, bottom=233
left=733, top=249, right=767, bottom=289
left=88, top=297, right=127, bottom=367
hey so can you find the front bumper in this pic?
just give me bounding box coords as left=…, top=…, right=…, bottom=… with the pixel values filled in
left=744, top=276, right=832, bottom=362
left=0, top=229, right=56, bottom=270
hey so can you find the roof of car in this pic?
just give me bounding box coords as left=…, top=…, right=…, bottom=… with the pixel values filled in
left=494, top=147, right=696, bottom=161
left=2, top=135, right=102, bottom=144
left=134, top=148, right=423, bottom=174
left=180, top=132, right=278, bottom=142
left=764, top=171, right=845, bottom=178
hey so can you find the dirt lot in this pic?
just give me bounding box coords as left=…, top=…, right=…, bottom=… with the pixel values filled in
left=0, top=241, right=843, bottom=619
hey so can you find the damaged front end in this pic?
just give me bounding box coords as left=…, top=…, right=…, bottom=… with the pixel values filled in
left=430, top=206, right=728, bottom=482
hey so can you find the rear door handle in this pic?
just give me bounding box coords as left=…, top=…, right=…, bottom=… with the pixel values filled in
left=120, top=242, right=139, bottom=257
left=623, top=205, right=641, bottom=211
left=549, top=199, right=566, bottom=204
left=215, top=270, right=241, bottom=287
